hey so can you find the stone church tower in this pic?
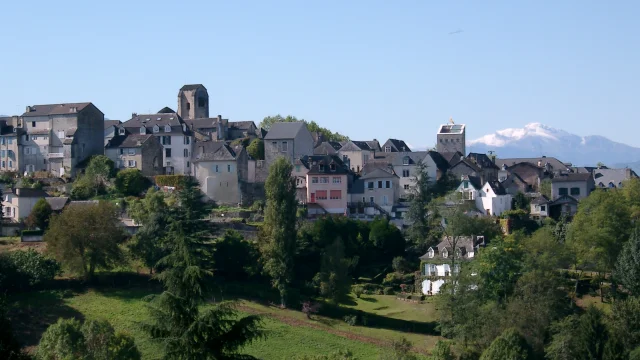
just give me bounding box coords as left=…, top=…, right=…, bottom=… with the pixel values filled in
left=177, top=84, right=209, bottom=119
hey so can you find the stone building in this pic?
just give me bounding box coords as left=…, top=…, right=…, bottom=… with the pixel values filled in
left=0, top=118, right=23, bottom=172
left=264, top=122, right=315, bottom=166
left=120, top=112, right=193, bottom=175
left=105, top=132, right=163, bottom=177
left=436, top=122, right=466, bottom=154
left=192, top=141, right=249, bottom=205
left=20, top=103, right=104, bottom=177
left=177, top=84, right=209, bottom=120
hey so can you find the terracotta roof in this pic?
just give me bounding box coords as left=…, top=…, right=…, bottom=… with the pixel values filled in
left=22, top=103, right=93, bottom=117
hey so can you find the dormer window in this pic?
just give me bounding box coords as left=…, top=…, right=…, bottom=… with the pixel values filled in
left=330, top=163, right=336, bottom=171
left=118, top=128, right=125, bottom=135
left=455, top=248, right=461, bottom=258
left=402, top=156, right=409, bottom=165
left=164, top=125, right=171, bottom=133
left=385, top=146, right=391, bottom=153
left=319, top=164, right=325, bottom=171
left=153, top=125, right=160, bottom=133
left=442, top=249, right=448, bottom=258
left=428, top=248, right=434, bottom=258
left=139, top=127, right=146, bottom=135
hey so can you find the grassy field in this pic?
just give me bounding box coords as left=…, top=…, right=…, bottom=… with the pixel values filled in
left=8, top=287, right=437, bottom=359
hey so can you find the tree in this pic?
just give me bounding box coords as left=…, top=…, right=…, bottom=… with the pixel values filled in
left=0, top=298, right=29, bottom=360
left=609, top=297, right=640, bottom=353
left=5, top=249, right=60, bottom=287
left=631, top=347, right=640, bottom=360
left=247, top=138, right=265, bottom=160
left=260, top=157, right=298, bottom=307
left=615, top=226, right=640, bottom=296
left=127, top=187, right=167, bottom=225
left=545, top=315, right=582, bottom=360
left=512, top=192, right=530, bottom=212
left=431, top=341, right=455, bottom=360
left=36, top=318, right=140, bottom=360
left=81, top=155, right=116, bottom=197
left=212, top=230, right=260, bottom=281
left=127, top=212, right=168, bottom=274
left=143, top=179, right=264, bottom=359
left=379, top=337, right=419, bottom=360
left=25, top=198, right=53, bottom=230
left=115, top=169, right=148, bottom=196
left=475, top=236, right=524, bottom=303
left=479, top=328, right=532, bottom=360
left=45, top=202, right=126, bottom=281
left=259, top=115, right=349, bottom=142
left=406, top=159, right=431, bottom=247
left=315, top=237, right=351, bottom=304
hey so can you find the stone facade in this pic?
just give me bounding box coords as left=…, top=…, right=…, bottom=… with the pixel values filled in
left=264, top=122, right=315, bottom=166
left=105, top=133, right=163, bottom=177
left=436, top=123, right=466, bottom=154
left=0, top=118, right=22, bottom=173
left=177, top=84, right=209, bottom=120
left=193, top=142, right=249, bottom=205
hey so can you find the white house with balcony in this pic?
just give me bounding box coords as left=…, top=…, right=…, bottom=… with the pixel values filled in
left=419, top=235, right=486, bottom=295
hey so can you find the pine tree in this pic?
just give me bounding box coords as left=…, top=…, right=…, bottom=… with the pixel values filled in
left=615, top=226, right=640, bottom=296
left=406, top=159, right=431, bottom=247
left=260, top=157, right=298, bottom=307
left=316, top=237, right=351, bottom=304
left=143, top=179, right=263, bottom=359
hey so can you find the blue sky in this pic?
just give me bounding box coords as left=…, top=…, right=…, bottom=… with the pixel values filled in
left=1, top=0, right=639, bottom=148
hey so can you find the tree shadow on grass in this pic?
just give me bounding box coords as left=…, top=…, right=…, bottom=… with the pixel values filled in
left=372, top=306, right=389, bottom=311
left=7, top=290, right=86, bottom=351
left=359, top=296, right=378, bottom=303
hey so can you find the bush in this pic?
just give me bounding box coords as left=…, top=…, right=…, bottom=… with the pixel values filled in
left=352, top=285, right=364, bottom=298
left=21, top=229, right=44, bottom=236
left=25, top=198, right=53, bottom=230
left=383, top=287, right=395, bottom=295
left=343, top=315, right=357, bottom=326
left=154, top=175, right=188, bottom=187
left=392, top=256, right=410, bottom=274
left=0, top=249, right=60, bottom=292
left=115, top=169, right=148, bottom=196
left=71, top=175, right=99, bottom=200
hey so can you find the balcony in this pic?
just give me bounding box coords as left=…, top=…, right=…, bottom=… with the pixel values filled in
left=47, top=153, right=64, bottom=159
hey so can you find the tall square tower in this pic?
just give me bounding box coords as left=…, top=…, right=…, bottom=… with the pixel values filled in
left=436, top=123, right=466, bottom=154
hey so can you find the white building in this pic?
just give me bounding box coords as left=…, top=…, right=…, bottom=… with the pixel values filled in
left=455, top=175, right=512, bottom=217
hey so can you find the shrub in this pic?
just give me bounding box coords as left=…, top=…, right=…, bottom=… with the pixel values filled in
left=25, top=198, right=53, bottom=230
left=343, top=315, right=357, bottom=326
left=383, top=287, right=395, bottom=295
left=0, top=249, right=60, bottom=291
left=21, top=229, right=44, bottom=236
left=154, top=175, right=188, bottom=187
left=352, top=285, right=364, bottom=298
left=115, top=169, right=148, bottom=196
left=392, top=256, right=410, bottom=274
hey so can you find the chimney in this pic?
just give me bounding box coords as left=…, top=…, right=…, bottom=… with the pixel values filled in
left=537, top=160, right=542, bottom=167
left=25, top=106, right=33, bottom=113
left=217, top=115, right=222, bottom=121
left=132, top=113, right=138, bottom=118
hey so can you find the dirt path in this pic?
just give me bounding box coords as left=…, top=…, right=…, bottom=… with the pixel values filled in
left=237, top=304, right=430, bottom=356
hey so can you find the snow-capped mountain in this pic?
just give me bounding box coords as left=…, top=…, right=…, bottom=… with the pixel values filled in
left=468, top=123, right=640, bottom=167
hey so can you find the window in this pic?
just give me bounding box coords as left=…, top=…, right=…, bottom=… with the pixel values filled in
left=463, top=180, right=469, bottom=189
left=119, top=148, right=124, bottom=155
left=186, top=102, right=190, bottom=111
left=271, top=142, right=278, bottom=151
left=385, top=181, right=391, bottom=188
left=330, top=190, right=341, bottom=200
left=570, top=187, right=580, bottom=196
left=8, top=161, right=12, bottom=168
left=385, top=146, right=391, bottom=152
left=404, top=184, right=410, bottom=190
left=363, top=154, right=369, bottom=164
left=330, top=163, right=336, bottom=171
left=559, top=187, right=568, bottom=196
left=164, top=125, right=171, bottom=132
left=153, top=125, right=159, bottom=133
left=128, top=160, right=136, bottom=167
left=316, top=190, right=327, bottom=200
left=367, top=181, right=374, bottom=189
left=540, top=205, right=546, bottom=212
left=128, top=148, right=135, bottom=155
left=1, top=161, right=4, bottom=168
left=320, top=177, right=329, bottom=183
left=187, top=161, right=190, bottom=168
left=119, top=128, right=125, bottom=135
left=184, top=136, right=190, bottom=145
left=382, top=195, right=388, bottom=205
left=227, top=164, right=232, bottom=172
left=24, top=147, right=31, bottom=155
left=139, top=127, right=145, bottom=135
left=31, top=121, right=36, bottom=127
left=402, top=169, right=410, bottom=177
left=319, top=164, right=325, bottom=171
left=198, top=97, right=206, bottom=107
left=165, top=148, right=172, bottom=157
left=24, top=134, right=29, bottom=141
left=0, top=150, right=5, bottom=158
left=162, top=136, right=171, bottom=145
left=402, top=156, right=409, bottom=165
left=281, top=141, right=288, bottom=152
left=377, top=181, right=383, bottom=188
left=295, top=165, right=301, bottom=172
left=369, top=196, right=374, bottom=203
left=184, top=149, right=189, bottom=157
left=0, top=138, right=4, bottom=145
left=332, top=177, right=341, bottom=184
left=7, top=138, right=12, bottom=144
left=312, top=177, right=318, bottom=183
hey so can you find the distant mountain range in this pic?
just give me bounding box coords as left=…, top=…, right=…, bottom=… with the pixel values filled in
left=468, top=123, right=640, bottom=171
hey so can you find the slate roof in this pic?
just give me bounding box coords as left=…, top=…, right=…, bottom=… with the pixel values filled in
left=551, top=173, right=592, bottom=183
left=106, top=134, right=156, bottom=149
left=486, top=180, right=507, bottom=195
left=465, top=175, right=483, bottom=189
left=419, top=235, right=484, bottom=261
left=183, top=117, right=227, bottom=131
left=180, top=84, right=207, bottom=91
left=450, top=157, right=482, bottom=173
left=495, top=157, right=571, bottom=171
left=383, top=139, right=411, bottom=152
left=229, top=121, right=256, bottom=130
left=467, top=152, right=500, bottom=170
left=306, top=155, right=351, bottom=175
left=122, top=113, right=188, bottom=135
left=157, top=107, right=175, bottom=114
left=0, top=123, right=21, bottom=136
left=45, top=197, right=69, bottom=211
left=12, top=188, right=49, bottom=197
left=360, top=163, right=397, bottom=180
left=104, top=120, right=122, bottom=129
left=263, top=122, right=306, bottom=140
left=193, top=141, right=242, bottom=162
left=22, top=103, right=93, bottom=117
left=440, top=151, right=465, bottom=166
left=314, top=141, right=343, bottom=155
left=531, top=195, right=550, bottom=205
left=258, top=128, right=268, bottom=139
left=594, top=168, right=638, bottom=188
left=549, top=195, right=579, bottom=206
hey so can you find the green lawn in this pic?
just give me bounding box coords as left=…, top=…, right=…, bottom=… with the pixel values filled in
left=9, top=288, right=440, bottom=359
